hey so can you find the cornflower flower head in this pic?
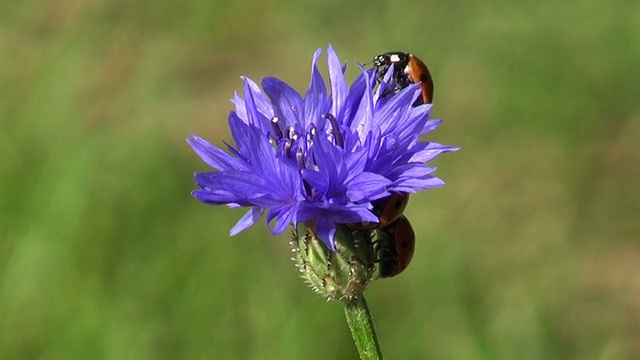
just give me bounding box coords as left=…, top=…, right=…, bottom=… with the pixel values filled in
left=188, top=45, right=457, bottom=254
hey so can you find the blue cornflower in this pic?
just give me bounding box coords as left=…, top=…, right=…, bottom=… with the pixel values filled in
left=188, top=45, right=458, bottom=251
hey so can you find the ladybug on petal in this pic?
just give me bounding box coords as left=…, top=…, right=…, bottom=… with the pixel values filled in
left=372, top=51, right=434, bottom=105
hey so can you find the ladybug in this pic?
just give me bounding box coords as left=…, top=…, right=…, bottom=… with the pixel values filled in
left=376, top=215, right=416, bottom=278
left=355, top=192, right=410, bottom=230
left=372, top=51, right=434, bottom=105
left=373, top=192, right=410, bottom=228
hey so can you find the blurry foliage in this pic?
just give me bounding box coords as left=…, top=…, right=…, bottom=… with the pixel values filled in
left=1, top=0, right=639, bottom=359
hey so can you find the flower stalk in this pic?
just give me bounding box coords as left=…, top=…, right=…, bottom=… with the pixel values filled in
left=343, top=296, right=384, bottom=360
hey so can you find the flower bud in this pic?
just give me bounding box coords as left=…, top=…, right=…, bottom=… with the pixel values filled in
left=291, top=221, right=376, bottom=301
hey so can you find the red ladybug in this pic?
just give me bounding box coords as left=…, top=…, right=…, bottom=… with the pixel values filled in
left=376, top=215, right=416, bottom=278
left=373, top=192, right=409, bottom=228
left=372, top=51, right=434, bottom=105
left=356, top=192, right=410, bottom=230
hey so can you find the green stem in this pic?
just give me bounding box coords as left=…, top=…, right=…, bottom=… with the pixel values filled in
left=342, top=295, right=384, bottom=360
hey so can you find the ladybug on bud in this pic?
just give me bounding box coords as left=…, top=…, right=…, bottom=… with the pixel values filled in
left=375, top=215, right=416, bottom=278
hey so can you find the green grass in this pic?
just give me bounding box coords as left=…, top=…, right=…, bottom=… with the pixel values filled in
left=1, top=0, right=639, bottom=358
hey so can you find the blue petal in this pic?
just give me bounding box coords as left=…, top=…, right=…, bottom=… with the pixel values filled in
left=304, top=49, right=328, bottom=127
left=187, top=135, right=248, bottom=171
left=394, top=176, right=446, bottom=192
left=341, top=72, right=368, bottom=128
left=350, top=66, right=375, bottom=137
left=373, top=64, right=396, bottom=102
left=301, top=169, right=329, bottom=195
left=340, top=204, right=379, bottom=223
left=410, top=142, right=461, bottom=163
left=228, top=112, right=254, bottom=157
left=262, top=77, right=304, bottom=126
left=242, top=77, right=274, bottom=120
left=192, top=189, right=238, bottom=205
left=230, top=207, right=265, bottom=235
left=389, top=165, right=445, bottom=192
left=311, top=135, right=344, bottom=192
left=327, top=45, right=347, bottom=117
left=271, top=205, right=297, bottom=235
left=195, top=171, right=267, bottom=204
left=373, top=85, right=421, bottom=134
left=242, top=78, right=271, bottom=133
left=234, top=77, right=274, bottom=126
left=315, top=216, right=337, bottom=251
left=420, top=119, right=443, bottom=135
left=345, top=172, right=390, bottom=202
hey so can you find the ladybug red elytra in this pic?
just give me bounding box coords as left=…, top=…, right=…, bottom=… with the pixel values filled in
left=372, top=51, right=434, bottom=105
left=376, top=215, right=416, bottom=278
left=355, top=192, right=410, bottom=230
left=374, top=192, right=409, bottom=228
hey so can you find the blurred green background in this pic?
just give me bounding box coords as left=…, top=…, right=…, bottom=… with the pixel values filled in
left=1, top=0, right=639, bottom=359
